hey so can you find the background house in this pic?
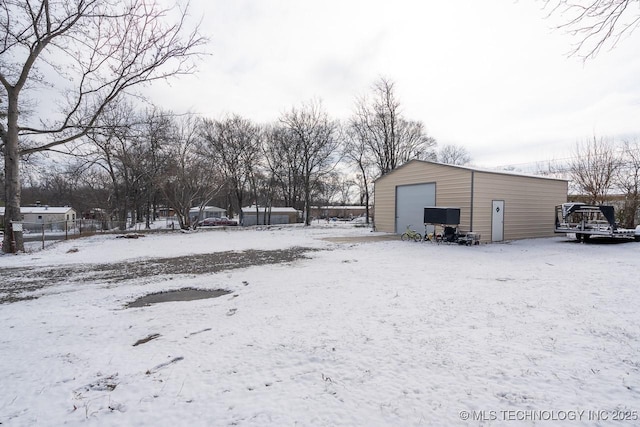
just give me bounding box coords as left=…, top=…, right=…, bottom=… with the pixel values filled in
left=0, top=205, right=77, bottom=232
left=374, top=160, right=568, bottom=242
left=241, top=206, right=300, bottom=226
left=189, top=206, right=227, bottom=224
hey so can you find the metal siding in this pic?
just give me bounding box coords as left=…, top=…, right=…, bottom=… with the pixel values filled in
left=243, top=213, right=295, bottom=226
left=473, top=172, right=568, bottom=240
left=374, top=161, right=472, bottom=234
left=374, top=160, right=568, bottom=241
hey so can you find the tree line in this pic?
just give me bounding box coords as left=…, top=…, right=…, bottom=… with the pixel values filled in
left=9, top=78, right=470, bottom=233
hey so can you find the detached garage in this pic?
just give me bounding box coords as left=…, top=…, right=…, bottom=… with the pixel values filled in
left=374, top=160, right=568, bottom=242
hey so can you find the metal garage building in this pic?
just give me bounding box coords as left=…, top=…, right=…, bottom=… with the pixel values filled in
left=374, top=160, right=568, bottom=242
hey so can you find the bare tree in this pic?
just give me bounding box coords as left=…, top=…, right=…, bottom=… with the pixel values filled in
left=280, top=100, right=340, bottom=226
left=262, top=124, right=304, bottom=210
left=333, top=176, right=357, bottom=206
left=544, top=0, right=640, bottom=59
left=352, top=77, right=436, bottom=177
left=67, top=163, right=112, bottom=225
left=0, top=0, right=206, bottom=252
left=65, top=105, right=173, bottom=230
left=437, top=144, right=472, bottom=165
left=159, top=115, right=222, bottom=230
left=137, top=108, right=174, bottom=229
left=616, top=139, right=640, bottom=227
left=200, top=115, right=262, bottom=222
left=262, top=123, right=310, bottom=226
left=569, top=136, right=619, bottom=204
left=243, top=129, right=268, bottom=224
left=84, top=103, right=137, bottom=230
left=343, top=122, right=375, bottom=224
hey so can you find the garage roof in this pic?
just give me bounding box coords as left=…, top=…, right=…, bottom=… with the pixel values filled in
left=375, top=159, right=567, bottom=183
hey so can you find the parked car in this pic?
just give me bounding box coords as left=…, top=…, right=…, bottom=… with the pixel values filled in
left=214, top=216, right=238, bottom=226
left=198, top=218, right=218, bottom=227
left=198, top=217, right=238, bottom=227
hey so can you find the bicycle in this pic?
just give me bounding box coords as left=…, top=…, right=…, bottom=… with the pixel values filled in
left=401, top=225, right=422, bottom=242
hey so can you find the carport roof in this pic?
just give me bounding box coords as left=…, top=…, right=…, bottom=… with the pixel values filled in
left=0, top=206, right=75, bottom=215
left=241, top=206, right=299, bottom=213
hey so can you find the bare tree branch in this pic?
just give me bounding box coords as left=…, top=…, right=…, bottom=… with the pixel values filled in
left=351, top=77, right=436, bottom=177
left=569, top=135, right=619, bottom=203
left=544, top=0, right=640, bottom=59
left=437, top=144, right=472, bottom=165
left=280, top=99, right=341, bottom=225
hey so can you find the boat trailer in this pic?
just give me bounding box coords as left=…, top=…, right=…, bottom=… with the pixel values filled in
left=554, top=203, right=640, bottom=241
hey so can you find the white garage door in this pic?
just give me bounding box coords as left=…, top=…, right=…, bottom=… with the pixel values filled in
left=395, top=183, right=436, bottom=234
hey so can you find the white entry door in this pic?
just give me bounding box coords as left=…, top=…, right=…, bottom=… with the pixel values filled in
left=491, top=200, right=504, bottom=242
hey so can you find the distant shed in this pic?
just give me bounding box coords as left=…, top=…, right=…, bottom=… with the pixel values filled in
left=374, top=160, right=568, bottom=242
left=241, top=206, right=300, bottom=226
left=189, top=206, right=226, bottom=223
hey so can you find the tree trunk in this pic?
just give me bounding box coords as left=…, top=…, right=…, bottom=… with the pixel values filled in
left=304, top=173, right=311, bottom=226
left=358, top=162, right=371, bottom=225
left=235, top=188, right=243, bottom=224
left=3, top=89, right=24, bottom=253
left=145, top=197, right=151, bottom=229
left=255, top=203, right=259, bottom=226
left=364, top=190, right=370, bottom=226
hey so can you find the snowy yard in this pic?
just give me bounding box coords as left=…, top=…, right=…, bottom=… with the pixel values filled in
left=1, top=224, right=639, bottom=426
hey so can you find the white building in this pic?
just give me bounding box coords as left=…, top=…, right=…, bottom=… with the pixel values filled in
left=188, top=206, right=227, bottom=223
left=0, top=206, right=77, bottom=231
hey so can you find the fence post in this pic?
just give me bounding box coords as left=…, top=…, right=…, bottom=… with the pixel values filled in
left=42, top=223, right=45, bottom=250
left=65, top=220, right=68, bottom=240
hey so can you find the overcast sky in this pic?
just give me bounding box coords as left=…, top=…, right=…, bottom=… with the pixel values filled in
left=150, top=0, right=640, bottom=168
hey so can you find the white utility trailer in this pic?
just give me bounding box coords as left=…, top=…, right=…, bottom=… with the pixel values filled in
left=554, top=203, right=640, bottom=242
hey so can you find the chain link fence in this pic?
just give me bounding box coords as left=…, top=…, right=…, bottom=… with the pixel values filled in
left=17, top=218, right=179, bottom=251
left=19, top=219, right=109, bottom=251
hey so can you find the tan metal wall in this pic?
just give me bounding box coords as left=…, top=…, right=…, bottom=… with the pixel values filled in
left=472, top=171, right=568, bottom=240
left=373, top=160, right=568, bottom=241
left=374, top=161, right=472, bottom=234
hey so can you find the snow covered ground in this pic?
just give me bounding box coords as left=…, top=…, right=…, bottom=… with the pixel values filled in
left=1, top=224, right=640, bottom=426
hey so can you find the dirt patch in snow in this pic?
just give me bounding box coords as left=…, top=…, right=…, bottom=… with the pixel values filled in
left=0, top=247, right=316, bottom=304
